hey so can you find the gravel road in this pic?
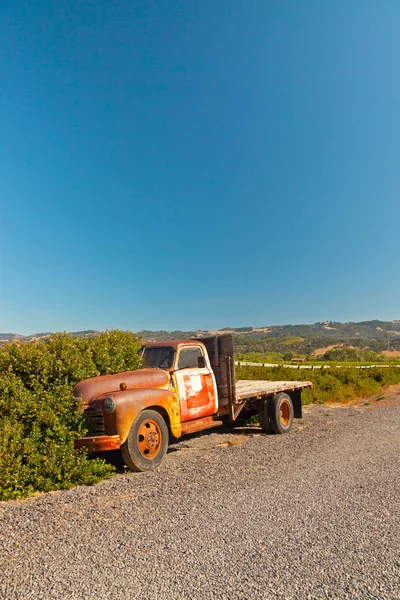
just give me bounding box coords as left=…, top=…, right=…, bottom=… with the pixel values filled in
left=1, top=394, right=399, bottom=600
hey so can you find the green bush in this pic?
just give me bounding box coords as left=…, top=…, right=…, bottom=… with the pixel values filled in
left=236, top=365, right=400, bottom=405
left=0, top=331, right=143, bottom=501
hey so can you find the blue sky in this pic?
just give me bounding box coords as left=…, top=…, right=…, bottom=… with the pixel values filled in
left=1, top=1, right=400, bottom=334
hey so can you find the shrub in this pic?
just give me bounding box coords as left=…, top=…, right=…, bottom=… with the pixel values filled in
left=235, top=364, right=400, bottom=405
left=0, top=330, right=143, bottom=501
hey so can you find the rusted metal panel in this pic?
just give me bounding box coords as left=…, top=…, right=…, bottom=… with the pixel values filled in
left=73, top=369, right=170, bottom=406
left=173, top=342, right=218, bottom=422
left=74, top=435, right=121, bottom=452
left=175, top=371, right=217, bottom=421
left=144, top=340, right=206, bottom=350
left=103, top=387, right=181, bottom=443
left=180, top=416, right=224, bottom=435
left=199, top=334, right=236, bottom=406
left=216, top=404, right=229, bottom=417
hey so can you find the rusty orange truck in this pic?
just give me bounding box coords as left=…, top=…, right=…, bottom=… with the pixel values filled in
left=74, top=334, right=311, bottom=471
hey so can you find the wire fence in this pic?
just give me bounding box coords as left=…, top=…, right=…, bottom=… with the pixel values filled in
left=235, top=361, right=400, bottom=370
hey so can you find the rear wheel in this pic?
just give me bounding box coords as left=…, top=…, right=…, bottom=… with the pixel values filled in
left=258, top=397, right=273, bottom=433
left=268, top=392, right=294, bottom=434
left=121, top=410, right=169, bottom=472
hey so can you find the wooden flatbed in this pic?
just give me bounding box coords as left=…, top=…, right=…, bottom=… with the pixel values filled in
left=235, top=380, right=312, bottom=402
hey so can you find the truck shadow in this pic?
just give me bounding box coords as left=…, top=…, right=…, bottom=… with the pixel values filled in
left=97, top=424, right=271, bottom=472
left=167, top=423, right=272, bottom=453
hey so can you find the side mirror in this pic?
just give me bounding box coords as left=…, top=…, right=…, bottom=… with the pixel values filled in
left=197, top=356, right=206, bottom=369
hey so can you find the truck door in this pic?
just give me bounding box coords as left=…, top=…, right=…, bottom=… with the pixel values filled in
left=173, top=345, right=218, bottom=422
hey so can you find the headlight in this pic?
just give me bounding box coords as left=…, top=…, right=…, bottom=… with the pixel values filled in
left=103, top=396, right=116, bottom=413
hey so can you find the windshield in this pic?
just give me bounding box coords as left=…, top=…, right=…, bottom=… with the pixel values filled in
left=141, top=347, right=175, bottom=369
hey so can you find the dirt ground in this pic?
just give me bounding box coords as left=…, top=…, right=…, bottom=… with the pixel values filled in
left=1, top=387, right=399, bottom=599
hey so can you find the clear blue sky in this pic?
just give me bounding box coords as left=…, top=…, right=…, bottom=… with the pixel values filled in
left=1, top=1, right=400, bottom=334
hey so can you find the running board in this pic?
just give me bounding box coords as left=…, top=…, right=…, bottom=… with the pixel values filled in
left=180, top=417, right=224, bottom=435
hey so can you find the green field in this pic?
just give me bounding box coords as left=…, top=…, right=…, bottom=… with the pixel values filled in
left=236, top=364, right=400, bottom=404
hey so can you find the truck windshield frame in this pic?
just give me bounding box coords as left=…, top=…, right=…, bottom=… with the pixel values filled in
left=141, top=346, right=175, bottom=369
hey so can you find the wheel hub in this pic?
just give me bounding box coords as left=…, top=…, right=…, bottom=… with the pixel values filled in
left=280, top=401, right=290, bottom=426
left=147, top=431, right=159, bottom=448
left=137, top=419, right=162, bottom=458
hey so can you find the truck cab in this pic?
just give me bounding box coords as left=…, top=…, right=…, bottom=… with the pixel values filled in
left=141, top=341, right=219, bottom=422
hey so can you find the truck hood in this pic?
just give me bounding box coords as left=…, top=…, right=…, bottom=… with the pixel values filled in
left=73, top=369, right=170, bottom=405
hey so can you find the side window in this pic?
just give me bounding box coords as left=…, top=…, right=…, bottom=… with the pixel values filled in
left=177, top=347, right=204, bottom=369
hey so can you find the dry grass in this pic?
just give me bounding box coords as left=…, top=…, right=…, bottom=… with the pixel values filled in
left=312, top=344, right=345, bottom=357
left=382, top=350, right=400, bottom=357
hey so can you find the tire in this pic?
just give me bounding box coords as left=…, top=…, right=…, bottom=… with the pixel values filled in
left=121, top=410, right=169, bottom=472
left=258, top=397, right=273, bottom=433
left=268, top=392, right=294, bottom=434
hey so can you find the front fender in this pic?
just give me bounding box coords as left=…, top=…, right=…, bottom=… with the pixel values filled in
left=103, top=388, right=181, bottom=443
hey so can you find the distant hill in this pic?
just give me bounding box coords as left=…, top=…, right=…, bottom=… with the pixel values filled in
left=138, top=320, right=400, bottom=342
left=2, top=320, right=400, bottom=344
left=0, top=330, right=99, bottom=342
left=0, top=333, right=25, bottom=341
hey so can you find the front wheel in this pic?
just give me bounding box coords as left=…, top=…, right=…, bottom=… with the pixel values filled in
left=121, top=410, right=169, bottom=472
left=268, top=392, right=294, bottom=434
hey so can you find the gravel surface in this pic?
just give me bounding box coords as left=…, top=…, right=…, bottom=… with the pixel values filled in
left=1, top=394, right=399, bottom=600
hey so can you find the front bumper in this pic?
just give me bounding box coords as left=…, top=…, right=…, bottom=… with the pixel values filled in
left=74, top=435, right=121, bottom=452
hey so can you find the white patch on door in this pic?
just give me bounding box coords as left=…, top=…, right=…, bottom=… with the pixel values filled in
left=190, top=375, right=202, bottom=392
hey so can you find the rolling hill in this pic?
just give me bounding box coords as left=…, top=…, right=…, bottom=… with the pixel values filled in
left=2, top=321, right=400, bottom=360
